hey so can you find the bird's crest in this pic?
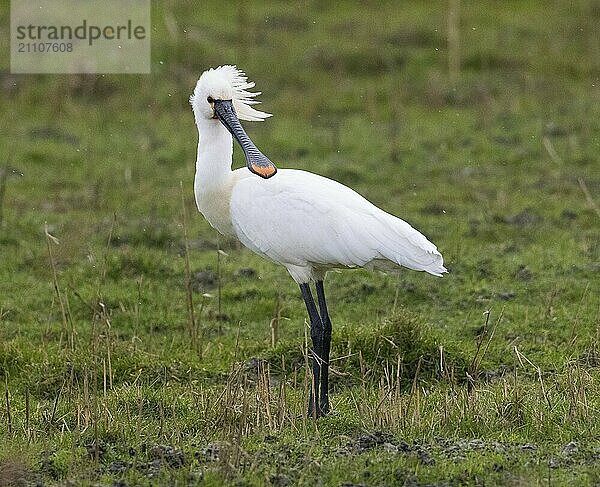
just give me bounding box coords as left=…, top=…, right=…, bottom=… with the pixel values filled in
left=191, top=65, right=272, bottom=122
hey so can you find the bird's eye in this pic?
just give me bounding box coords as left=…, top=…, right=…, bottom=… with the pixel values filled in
left=207, top=96, right=214, bottom=103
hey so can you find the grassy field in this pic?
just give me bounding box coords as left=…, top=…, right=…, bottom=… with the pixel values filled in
left=1, top=1, right=599, bottom=485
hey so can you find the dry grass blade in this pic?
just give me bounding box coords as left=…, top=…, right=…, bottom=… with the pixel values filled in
left=216, top=242, right=227, bottom=327
left=543, top=136, right=563, bottom=164
left=180, top=181, right=200, bottom=357
left=44, top=223, right=70, bottom=339
left=468, top=308, right=503, bottom=389
left=0, top=166, right=8, bottom=228
left=578, top=177, right=600, bottom=219
left=4, top=379, right=11, bottom=436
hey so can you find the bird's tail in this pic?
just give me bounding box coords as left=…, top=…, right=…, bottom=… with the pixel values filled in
left=365, top=212, right=447, bottom=277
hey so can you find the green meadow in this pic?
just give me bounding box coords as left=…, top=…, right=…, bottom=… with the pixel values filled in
left=1, top=1, right=599, bottom=485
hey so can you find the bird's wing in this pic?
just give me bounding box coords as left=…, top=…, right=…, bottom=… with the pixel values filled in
left=230, top=169, right=446, bottom=276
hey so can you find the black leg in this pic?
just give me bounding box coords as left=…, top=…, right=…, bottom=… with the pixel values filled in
left=315, top=280, right=332, bottom=415
left=300, top=283, right=323, bottom=418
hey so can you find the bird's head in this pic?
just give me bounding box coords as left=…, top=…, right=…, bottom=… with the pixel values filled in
left=190, top=65, right=276, bottom=179
left=191, top=65, right=271, bottom=122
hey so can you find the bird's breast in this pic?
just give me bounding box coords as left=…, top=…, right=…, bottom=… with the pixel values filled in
left=194, top=175, right=237, bottom=237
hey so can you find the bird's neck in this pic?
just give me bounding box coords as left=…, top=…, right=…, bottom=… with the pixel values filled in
left=194, top=119, right=234, bottom=193
left=193, top=120, right=238, bottom=236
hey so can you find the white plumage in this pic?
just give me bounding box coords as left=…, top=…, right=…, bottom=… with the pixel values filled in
left=190, top=65, right=446, bottom=417
left=230, top=169, right=446, bottom=283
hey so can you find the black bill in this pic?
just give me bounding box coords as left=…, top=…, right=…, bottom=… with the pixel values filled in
left=213, top=99, right=277, bottom=179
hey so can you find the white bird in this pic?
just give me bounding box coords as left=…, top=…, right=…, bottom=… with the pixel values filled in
left=190, top=65, right=447, bottom=417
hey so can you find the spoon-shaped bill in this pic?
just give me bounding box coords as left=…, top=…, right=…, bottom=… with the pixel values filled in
left=213, top=100, right=277, bottom=179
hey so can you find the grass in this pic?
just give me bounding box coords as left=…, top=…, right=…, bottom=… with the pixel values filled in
left=1, top=0, right=599, bottom=485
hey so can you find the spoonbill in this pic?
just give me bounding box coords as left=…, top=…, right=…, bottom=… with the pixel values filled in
left=190, top=65, right=447, bottom=417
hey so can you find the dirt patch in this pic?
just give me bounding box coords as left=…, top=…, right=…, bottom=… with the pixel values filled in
left=0, top=457, right=29, bottom=487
